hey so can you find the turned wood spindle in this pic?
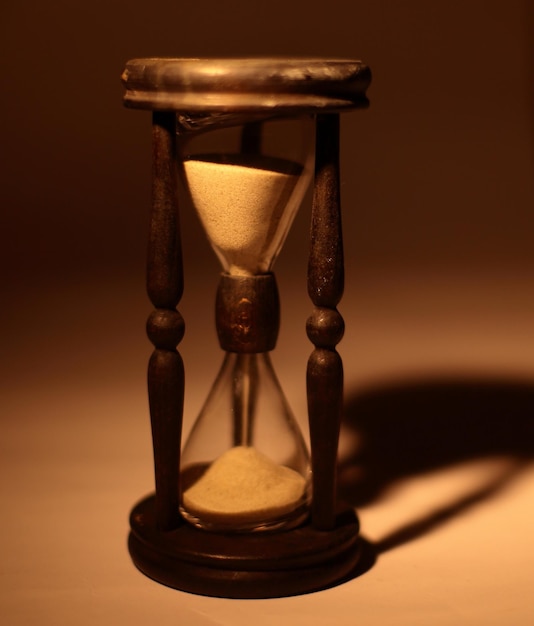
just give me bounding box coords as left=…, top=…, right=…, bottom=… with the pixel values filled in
left=146, top=111, right=185, bottom=531
left=307, top=113, right=345, bottom=531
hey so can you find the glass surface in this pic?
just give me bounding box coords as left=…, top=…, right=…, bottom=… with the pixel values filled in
left=180, top=353, right=311, bottom=532
left=180, top=116, right=314, bottom=275
left=179, top=116, right=314, bottom=532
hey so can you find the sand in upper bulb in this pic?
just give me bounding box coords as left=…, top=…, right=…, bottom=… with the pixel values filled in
left=183, top=154, right=302, bottom=275
left=182, top=446, right=307, bottom=526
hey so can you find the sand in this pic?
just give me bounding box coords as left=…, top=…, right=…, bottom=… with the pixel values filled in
left=183, top=153, right=302, bottom=275
left=182, top=445, right=307, bottom=525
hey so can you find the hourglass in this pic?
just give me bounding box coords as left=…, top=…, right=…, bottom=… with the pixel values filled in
left=122, top=58, right=371, bottom=598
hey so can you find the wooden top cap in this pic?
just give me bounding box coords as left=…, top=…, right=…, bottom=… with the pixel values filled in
left=121, top=58, right=371, bottom=113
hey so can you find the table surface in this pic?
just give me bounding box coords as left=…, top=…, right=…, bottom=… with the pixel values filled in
left=2, top=268, right=533, bottom=626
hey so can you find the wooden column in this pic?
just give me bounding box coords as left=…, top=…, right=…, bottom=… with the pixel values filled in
left=146, top=111, right=185, bottom=531
left=307, top=113, right=345, bottom=531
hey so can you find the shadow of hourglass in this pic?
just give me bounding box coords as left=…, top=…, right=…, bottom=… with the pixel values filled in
left=338, top=375, right=534, bottom=566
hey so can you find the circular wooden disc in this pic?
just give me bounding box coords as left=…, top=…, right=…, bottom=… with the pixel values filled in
left=122, top=57, right=371, bottom=113
left=128, top=494, right=363, bottom=598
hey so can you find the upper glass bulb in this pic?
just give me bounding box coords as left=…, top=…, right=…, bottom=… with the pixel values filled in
left=180, top=116, right=315, bottom=275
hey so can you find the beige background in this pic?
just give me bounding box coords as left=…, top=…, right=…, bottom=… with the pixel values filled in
left=1, top=1, right=534, bottom=624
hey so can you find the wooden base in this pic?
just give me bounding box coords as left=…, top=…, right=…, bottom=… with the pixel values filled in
left=128, top=494, right=362, bottom=598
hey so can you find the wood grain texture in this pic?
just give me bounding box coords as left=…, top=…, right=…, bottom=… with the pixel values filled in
left=215, top=273, right=280, bottom=353
left=307, top=113, right=345, bottom=530
left=146, top=111, right=184, bottom=531
left=129, top=495, right=362, bottom=598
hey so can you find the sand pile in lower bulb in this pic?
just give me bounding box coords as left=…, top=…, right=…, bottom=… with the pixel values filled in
left=182, top=446, right=306, bottom=525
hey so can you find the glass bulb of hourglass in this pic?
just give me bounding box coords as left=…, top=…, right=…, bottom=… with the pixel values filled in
left=182, top=116, right=314, bottom=275
left=180, top=352, right=311, bottom=532
left=179, top=116, right=314, bottom=532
